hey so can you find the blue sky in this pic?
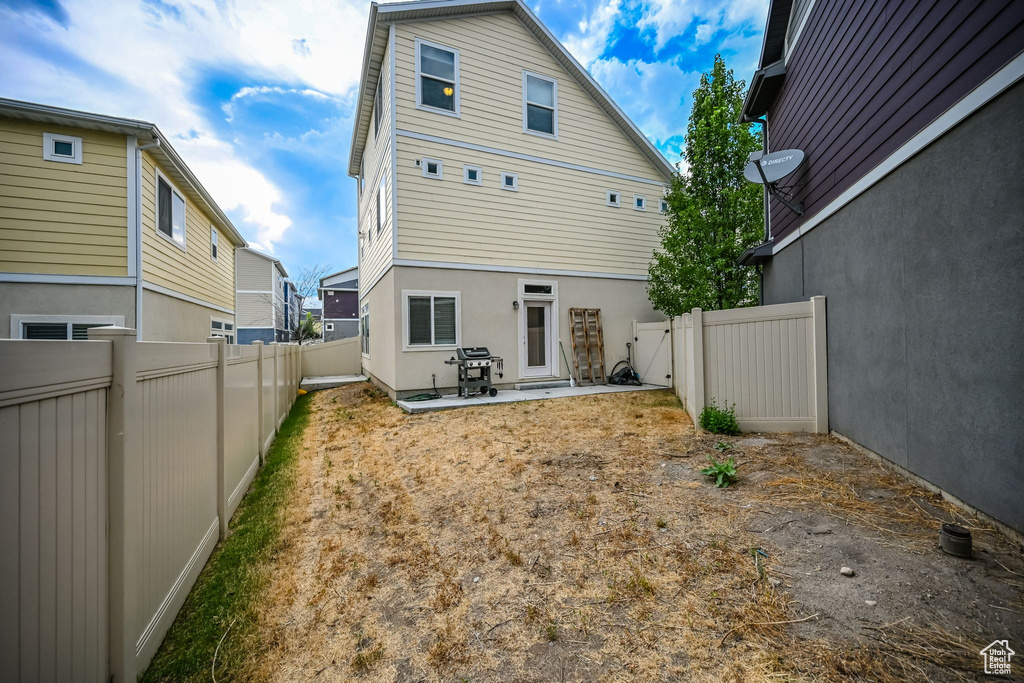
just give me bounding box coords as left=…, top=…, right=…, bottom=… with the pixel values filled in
left=0, top=0, right=767, bottom=290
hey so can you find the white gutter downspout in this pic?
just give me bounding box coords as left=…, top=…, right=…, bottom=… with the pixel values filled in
left=134, top=137, right=161, bottom=340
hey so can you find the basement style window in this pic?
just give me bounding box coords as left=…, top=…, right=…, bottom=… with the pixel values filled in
left=500, top=172, right=518, bottom=191
left=463, top=164, right=482, bottom=186
left=156, top=173, right=187, bottom=248
left=405, top=291, right=459, bottom=348
left=15, top=315, right=123, bottom=340
left=422, top=158, right=443, bottom=179
left=210, top=227, right=219, bottom=260
left=634, top=195, right=647, bottom=211
left=416, top=39, right=459, bottom=115
left=210, top=318, right=235, bottom=344
left=606, top=190, right=620, bottom=207
left=42, top=132, right=83, bottom=164
left=523, top=72, right=557, bottom=137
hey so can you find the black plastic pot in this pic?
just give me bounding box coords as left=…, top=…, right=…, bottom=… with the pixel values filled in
left=939, top=523, right=972, bottom=558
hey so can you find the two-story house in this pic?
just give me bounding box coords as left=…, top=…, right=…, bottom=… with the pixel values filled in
left=235, top=247, right=292, bottom=343
left=737, top=0, right=1024, bottom=535
left=0, top=98, right=247, bottom=341
left=319, top=266, right=359, bottom=341
left=349, top=0, right=674, bottom=398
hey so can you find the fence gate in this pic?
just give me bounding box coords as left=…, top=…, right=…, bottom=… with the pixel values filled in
left=633, top=320, right=672, bottom=386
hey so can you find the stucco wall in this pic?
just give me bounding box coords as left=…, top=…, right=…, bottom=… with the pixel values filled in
left=761, top=79, right=1024, bottom=532
left=0, top=282, right=135, bottom=338
left=142, top=289, right=234, bottom=343
left=323, top=319, right=359, bottom=342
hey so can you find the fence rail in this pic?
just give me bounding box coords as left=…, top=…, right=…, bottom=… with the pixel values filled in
left=0, top=330, right=303, bottom=682
left=671, top=297, right=828, bottom=433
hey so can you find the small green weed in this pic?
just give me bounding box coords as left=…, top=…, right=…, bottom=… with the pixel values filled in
left=700, top=456, right=738, bottom=488
left=713, top=441, right=733, bottom=452
left=656, top=517, right=668, bottom=529
left=698, top=400, right=740, bottom=435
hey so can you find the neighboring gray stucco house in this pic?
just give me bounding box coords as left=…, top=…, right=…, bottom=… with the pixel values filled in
left=319, top=266, right=359, bottom=342
left=738, top=0, right=1024, bottom=534
left=235, top=247, right=292, bottom=344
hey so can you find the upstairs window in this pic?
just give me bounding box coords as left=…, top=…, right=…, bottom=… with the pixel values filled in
left=500, top=172, right=518, bottom=191
left=377, top=174, right=387, bottom=235
left=374, top=75, right=383, bottom=137
left=416, top=39, right=459, bottom=116
left=156, top=173, right=186, bottom=248
left=43, top=132, right=83, bottom=164
left=633, top=195, right=647, bottom=211
left=422, top=158, right=443, bottom=179
left=210, top=227, right=219, bottom=260
left=523, top=72, right=557, bottom=137
left=463, top=164, right=482, bottom=186
left=606, top=190, right=621, bottom=207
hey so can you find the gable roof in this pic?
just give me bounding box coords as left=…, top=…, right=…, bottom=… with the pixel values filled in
left=347, top=0, right=674, bottom=180
left=320, top=266, right=359, bottom=288
left=0, top=97, right=248, bottom=247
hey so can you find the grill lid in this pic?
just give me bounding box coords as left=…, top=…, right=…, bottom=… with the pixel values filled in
left=457, top=347, right=491, bottom=360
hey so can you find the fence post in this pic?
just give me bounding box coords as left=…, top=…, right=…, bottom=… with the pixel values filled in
left=811, top=296, right=829, bottom=433
left=691, top=308, right=705, bottom=430
left=269, top=342, right=279, bottom=431
left=89, top=326, right=139, bottom=683
left=254, top=341, right=265, bottom=465
left=208, top=337, right=228, bottom=539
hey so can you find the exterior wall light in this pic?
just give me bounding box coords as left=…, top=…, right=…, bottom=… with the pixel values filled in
left=512, top=301, right=519, bottom=310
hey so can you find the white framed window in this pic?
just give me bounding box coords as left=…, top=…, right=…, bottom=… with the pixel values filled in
left=633, top=194, right=647, bottom=211
left=42, top=132, right=83, bottom=164
left=402, top=290, right=459, bottom=350
left=361, top=302, right=370, bottom=356
left=377, top=174, right=386, bottom=235
left=415, top=38, right=460, bottom=117
left=522, top=71, right=558, bottom=138
left=155, top=170, right=187, bottom=249
left=422, top=158, right=443, bottom=179
left=359, top=158, right=365, bottom=196
left=325, top=322, right=335, bottom=332
left=210, top=317, right=235, bottom=344
left=12, top=314, right=123, bottom=340
left=500, top=172, right=518, bottom=191
left=374, top=74, right=384, bottom=137
left=660, top=198, right=669, bottom=213
left=462, top=164, right=482, bottom=186
left=210, top=226, right=219, bottom=261
left=606, top=190, right=621, bottom=207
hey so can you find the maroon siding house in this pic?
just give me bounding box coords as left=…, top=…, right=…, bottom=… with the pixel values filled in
left=739, top=0, right=1024, bottom=534
left=319, top=266, right=359, bottom=342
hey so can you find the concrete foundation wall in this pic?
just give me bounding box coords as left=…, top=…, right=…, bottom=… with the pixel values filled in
left=363, top=265, right=662, bottom=397
left=142, top=289, right=235, bottom=343
left=761, top=80, right=1024, bottom=532
left=0, top=282, right=135, bottom=338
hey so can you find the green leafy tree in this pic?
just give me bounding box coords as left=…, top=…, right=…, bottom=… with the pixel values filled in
left=648, top=54, right=764, bottom=315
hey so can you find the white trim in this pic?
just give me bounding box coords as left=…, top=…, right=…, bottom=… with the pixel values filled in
left=393, top=259, right=648, bottom=281
left=414, top=37, right=461, bottom=118
left=500, top=171, right=518, bottom=191
left=772, top=51, right=1024, bottom=256
left=126, top=136, right=137, bottom=278
left=154, top=168, right=187, bottom=251
left=396, top=129, right=667, bottom=186
left=401, top=289, right=461, bottom=351
left=11, top=314, right=125, bottom=339
left=210, top=226, right=219, bottom=261
left=42, top=132, right=83, bottom=164
left=325, top=322, right=335, bottom=332
left=209, top=315, right=235, bottom=344
left=142, top=281, right=235, bottom=315
left=390, top=24, right=399, bottom=266
left=462, top=164, right=483, bottom=185
left=517, top=279, right=559, bottom=380
left=236, top=289, right=273, bottom=294
left=522, top=70, right=558, bottom=139
left=422, top=157, right=443, bottom=179
left=606, top=190, right=621, bottom=207
left=659, top=198, right=669, bottom=214
left=633, top=194, right=647, bottom=211
left=0, top=273, right=135, bottom=286
left=784, top=0, right=817, bottom=65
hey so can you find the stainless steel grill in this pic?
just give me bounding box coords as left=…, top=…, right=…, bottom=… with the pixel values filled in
left=445, top=347, right=504, bottom=397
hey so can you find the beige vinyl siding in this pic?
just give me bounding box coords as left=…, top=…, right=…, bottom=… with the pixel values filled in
left=360, top=29, right=395, bottom=293
left=235, top=249, right=273, bottom=291
left=396, top=138, right=663, bottom=276
left=140, top=151, right=235, bottom=311
left=235, top=291, right=273, bottom=328
left=0, top=118, right=128, bottom=276
left=394, top=14, right=664, bottom=181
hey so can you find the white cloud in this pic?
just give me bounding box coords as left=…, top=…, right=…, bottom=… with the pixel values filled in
left=561, top=0, right=622, bottom=66
left=0, top=0, right=368, bottom=252
left=637, top=0, right=766, bottom=52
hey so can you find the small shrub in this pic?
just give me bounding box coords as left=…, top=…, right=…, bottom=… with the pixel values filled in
left=699, top=401, right=740, bottom=435
left=700, top=456, right=738, bottom=488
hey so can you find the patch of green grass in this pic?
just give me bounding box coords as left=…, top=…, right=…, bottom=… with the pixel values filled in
left=142, top=394, right=313, bottom=682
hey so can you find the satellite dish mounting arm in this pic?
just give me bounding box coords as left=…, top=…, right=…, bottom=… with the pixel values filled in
left=755, top=159, right=803, bottom=216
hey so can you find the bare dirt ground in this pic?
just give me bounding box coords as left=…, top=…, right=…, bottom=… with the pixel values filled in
left=249, top=384, right=1023, bottom=682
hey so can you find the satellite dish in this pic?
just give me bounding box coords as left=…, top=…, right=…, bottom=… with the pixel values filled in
left=744, top=149, right=805, bottom=184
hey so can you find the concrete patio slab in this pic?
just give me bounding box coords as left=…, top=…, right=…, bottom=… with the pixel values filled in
left=300, top=375, right=367, bottom=392
left=397, top=383, right=666, bottom=414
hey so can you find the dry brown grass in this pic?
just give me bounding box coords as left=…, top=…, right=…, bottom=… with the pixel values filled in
left=242, top=385, right=1004, bottom=682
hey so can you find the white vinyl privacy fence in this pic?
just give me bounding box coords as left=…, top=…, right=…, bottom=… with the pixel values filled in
left=0, top=329, right=303, bottom=682
left=299, top=336, right=361, bottom=378
left=671, top=296, right=828, bottom=433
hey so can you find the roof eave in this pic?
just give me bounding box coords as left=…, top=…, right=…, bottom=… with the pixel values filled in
left=739, top=60, right=786, bottom=123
